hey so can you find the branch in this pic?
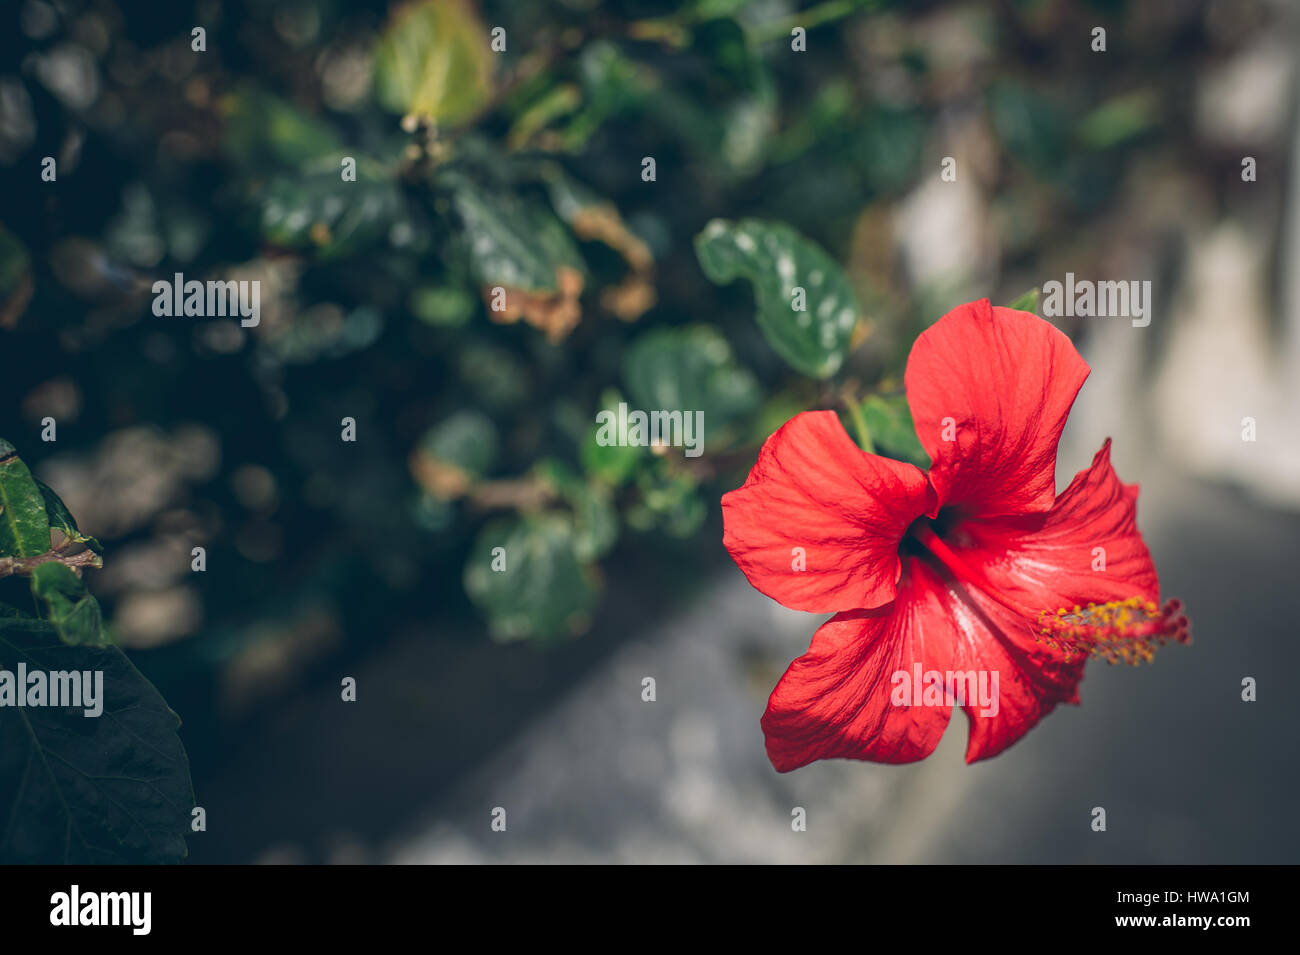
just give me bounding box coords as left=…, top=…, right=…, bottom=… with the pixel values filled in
left=0, top=547, right=103, bottom=579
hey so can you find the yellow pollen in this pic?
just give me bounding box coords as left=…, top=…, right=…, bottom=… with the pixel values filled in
left=1034, top=596, right=1189, bottom=665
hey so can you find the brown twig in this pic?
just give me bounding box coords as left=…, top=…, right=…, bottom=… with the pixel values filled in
left=0, top=547, right=103, bottom=579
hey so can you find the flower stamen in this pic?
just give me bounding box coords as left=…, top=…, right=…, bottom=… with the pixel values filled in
left=1035, top=597, right=1189, bottom=664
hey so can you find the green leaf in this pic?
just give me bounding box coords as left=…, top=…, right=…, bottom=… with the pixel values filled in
left=0, top=616, right=194, bottom=863
left=419, top=410, right=499, bottom=478
left=505, top=82, right=582, bottom=150
left=535, top=164, right=653, bottom=271
left=695, top=218, right=860, bottom=379
left=690, top=17, right=768, bottom=94
left=0, top=223, right=33, bottom=329
left=463, top=514, right=600, bottom=644
left=626, top=461, right=706, bottom=538
left=581, top=390, right=646, bottom=487
left=534, top=460, right=619, bottom=562
left=570, top=485, right=618, bottom=563
left=579, top=41, right=651, bottom=112
left=0, top=224, right=30, bottom=296
left=438, top=174, right=589, bottom=339
left=1005, top=287, right=1040, bottom=313
left=684, top=19, right=775, bottom=174
left=622, top=325, right=761, bottom=449
left=540, top=42, right=655, bottom=152
left=536, top=164, right=604, bottom=225
left=443, top=175, right=584, bottom=293
left=1077, top=90, right=1159, bottom=150
left=254, top=161, right=403, bottom=259
left=410, top=411, right=500, bottom=501
left=856, top=394, right=929, bottom=468
left=0, top=444, right=51, bottom=559
left=853, top=107, right=927, bottom=194
left=580, top=431, right=644, bottom=488
left=988, top=81, right=1069, bottom=177
left=410, top=285, right=476, bottom=327
left=35, top=479, right=102, bottom=553
left=222, top=87, right=342, bottom=167
left=30, top=562, right=107, bottom=648
left=373, top=0, right=494, bottom=124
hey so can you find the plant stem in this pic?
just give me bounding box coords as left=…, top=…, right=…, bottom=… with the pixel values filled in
left=0, top=547, right=102, bottom=579
left=841, top=387, right=875, bottom=453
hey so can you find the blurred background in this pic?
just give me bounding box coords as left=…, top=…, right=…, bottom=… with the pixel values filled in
left=1, top=0, right=1297, bottom=863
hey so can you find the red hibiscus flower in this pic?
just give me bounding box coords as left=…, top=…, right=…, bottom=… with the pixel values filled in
left=722, top=298, right=1188, bottom=771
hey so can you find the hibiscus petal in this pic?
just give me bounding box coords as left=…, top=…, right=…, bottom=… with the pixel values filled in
left=722, top=410, right=932, bottom=613
left=762, top=559, right=957, bottom=771
left=946, top=589, right=1088, bottom=763
left=905, top=299, right=1090, bottom=519
left=959, top=439, right=1160, bottom=611
left=945, top=440, right=1162, bottom=761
